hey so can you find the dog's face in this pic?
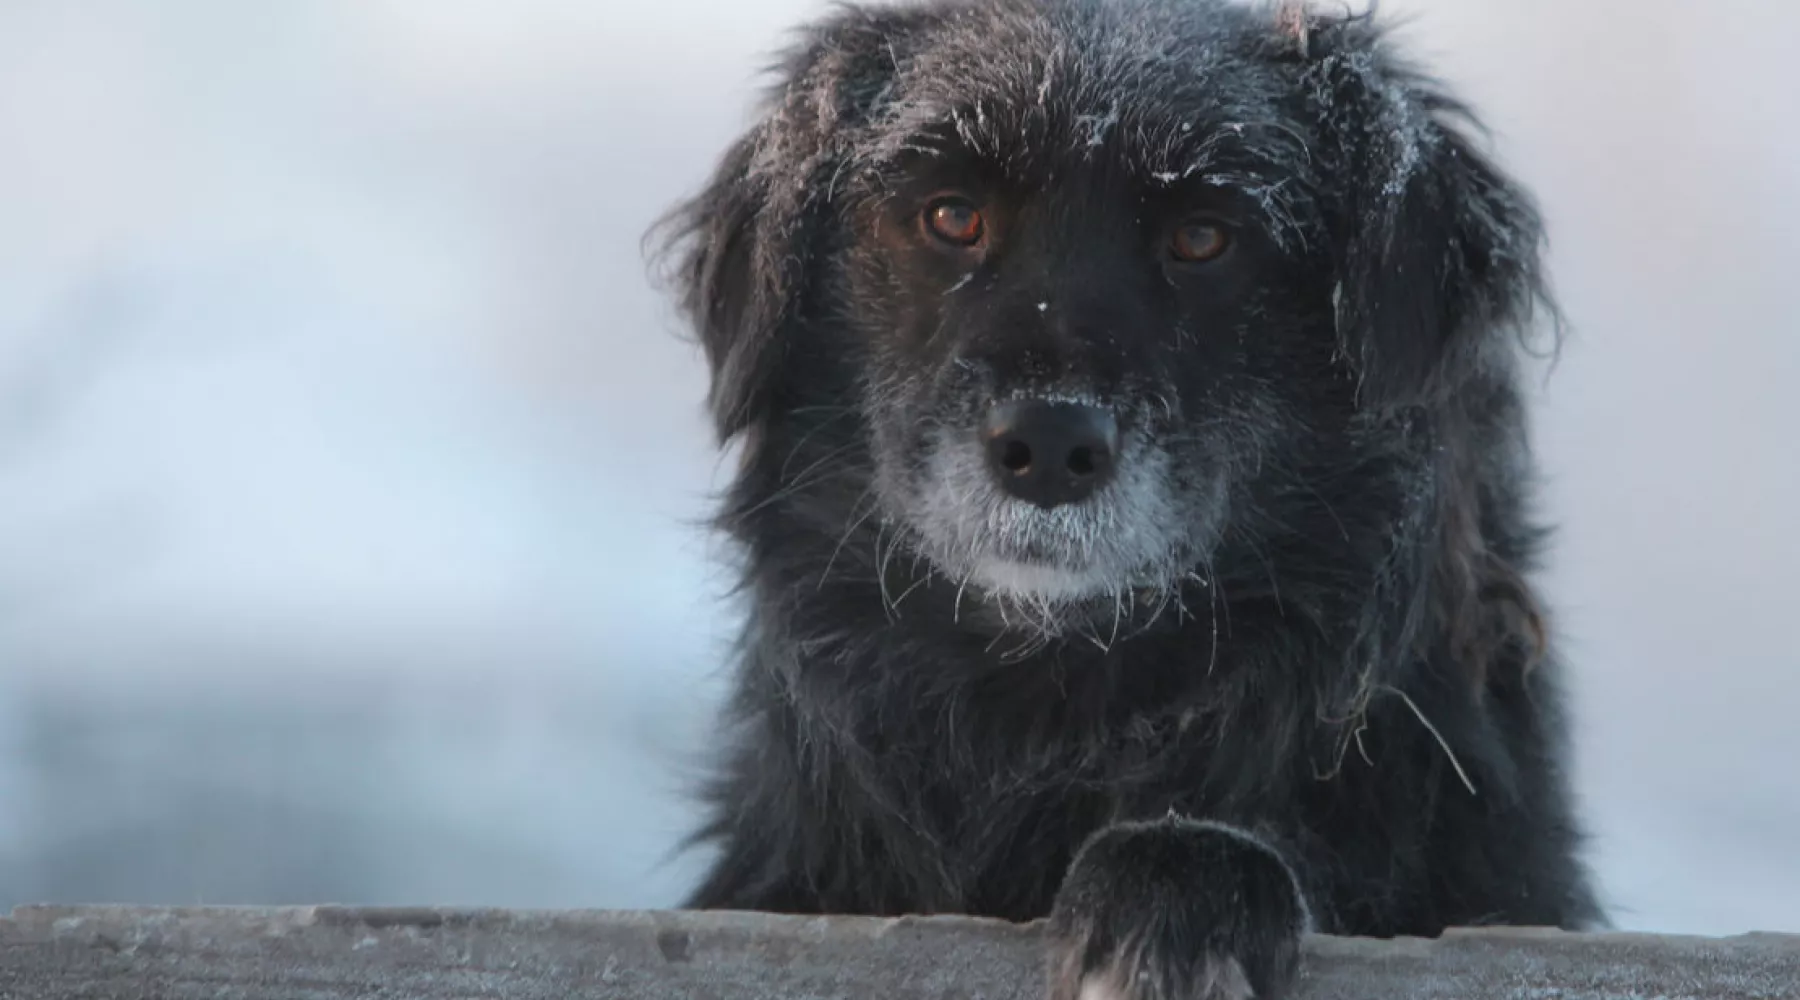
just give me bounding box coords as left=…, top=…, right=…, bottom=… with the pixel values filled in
left=662, top=0, right=1548, bottom=621
left=852, top=132, right=1321, bottom=605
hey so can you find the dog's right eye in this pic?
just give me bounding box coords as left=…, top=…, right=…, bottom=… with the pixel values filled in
left=1169, top=218, right=1232, bottom=264
left=923, top=197, right=985, bottom=247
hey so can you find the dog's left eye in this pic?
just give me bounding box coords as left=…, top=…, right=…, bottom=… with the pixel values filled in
left=923, top=197, right=986, bottom=247
left=1169, top=219, right=1232, bottom=263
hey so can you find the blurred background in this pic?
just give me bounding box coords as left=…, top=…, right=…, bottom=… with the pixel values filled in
left=1, top=0, right=1794, bottom=935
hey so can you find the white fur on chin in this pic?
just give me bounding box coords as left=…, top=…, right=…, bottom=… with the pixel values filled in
left=969, top=558, right=1109, bottom=603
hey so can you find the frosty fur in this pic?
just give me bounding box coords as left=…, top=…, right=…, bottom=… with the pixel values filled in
left=653, top=1, right=1603, bottom=997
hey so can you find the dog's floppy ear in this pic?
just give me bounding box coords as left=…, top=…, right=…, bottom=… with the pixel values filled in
left=654, top=10, right=909, bottom=442
left=1285, top=8, right=1554, bottom=410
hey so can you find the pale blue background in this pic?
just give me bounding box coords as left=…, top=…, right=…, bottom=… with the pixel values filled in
left=1, top=0, right=1795, bottom=934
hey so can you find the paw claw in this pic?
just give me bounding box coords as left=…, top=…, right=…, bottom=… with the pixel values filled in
left=1075, top=977, right=1127, bottom=1000
left=1063, top=953, right=1255, bottom=1000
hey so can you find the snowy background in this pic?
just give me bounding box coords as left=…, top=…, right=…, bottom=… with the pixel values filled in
left=1, top=0, right=1795, bottom=934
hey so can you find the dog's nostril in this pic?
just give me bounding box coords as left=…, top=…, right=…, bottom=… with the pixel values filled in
left=1001, top=440, right=1033, bottom=474
left=1066, top=446, right=1096, bottom=477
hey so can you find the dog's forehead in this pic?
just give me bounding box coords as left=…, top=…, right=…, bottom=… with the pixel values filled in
left=860, top=0, right=1303, bottom=181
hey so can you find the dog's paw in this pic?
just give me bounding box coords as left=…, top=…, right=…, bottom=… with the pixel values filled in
left=1058, top=949, right=1257, bottom=1000
left=1046, top=817, right=1308, bottom=1000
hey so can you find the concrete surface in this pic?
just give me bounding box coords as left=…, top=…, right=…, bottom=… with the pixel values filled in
left=2, top=905, right=1796, bottom=999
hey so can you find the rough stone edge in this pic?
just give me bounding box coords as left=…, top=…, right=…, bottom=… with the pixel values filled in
left=2, top=905, right=1797, bottom=1000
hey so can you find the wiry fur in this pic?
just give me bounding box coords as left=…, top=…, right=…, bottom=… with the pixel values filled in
left=652, top=1, right=1602, bottom=996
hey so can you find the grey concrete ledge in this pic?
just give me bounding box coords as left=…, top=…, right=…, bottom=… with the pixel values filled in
left=2, top=905, right=1796, bottom=999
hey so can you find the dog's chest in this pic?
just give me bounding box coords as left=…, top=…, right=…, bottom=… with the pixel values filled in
left=890, top=713, right=1229, bottom=917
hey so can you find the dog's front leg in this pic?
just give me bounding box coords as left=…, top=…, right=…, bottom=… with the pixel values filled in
left=1047, top=816, right=1310, bottom=1000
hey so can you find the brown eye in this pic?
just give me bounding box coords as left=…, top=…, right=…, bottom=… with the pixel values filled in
left=924, top=197, right=985, bottom=246
left=1170, top=219, right=1231, bottom=263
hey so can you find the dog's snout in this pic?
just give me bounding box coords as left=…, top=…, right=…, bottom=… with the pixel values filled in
left=981, top=400, right=1118, bottom=509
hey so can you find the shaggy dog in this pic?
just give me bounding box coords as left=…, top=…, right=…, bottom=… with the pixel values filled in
left=654, top=1, right=1603, bottom=996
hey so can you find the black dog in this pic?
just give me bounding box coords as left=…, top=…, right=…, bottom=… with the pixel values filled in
left=654, top=1, right=1603, bottom=996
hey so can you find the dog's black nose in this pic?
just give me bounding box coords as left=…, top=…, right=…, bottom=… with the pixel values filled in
left=982, top=400, right=1119, bottom=509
